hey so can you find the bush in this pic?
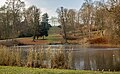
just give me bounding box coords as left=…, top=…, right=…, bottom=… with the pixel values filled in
left=88, top=37, right=108, bottom=44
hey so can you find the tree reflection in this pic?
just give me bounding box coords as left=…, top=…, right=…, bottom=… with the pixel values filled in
left=72, top=49, right=120, bottom=71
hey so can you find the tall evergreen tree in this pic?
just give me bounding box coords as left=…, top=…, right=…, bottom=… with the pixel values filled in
left=40, top=13, right=51, bottom=40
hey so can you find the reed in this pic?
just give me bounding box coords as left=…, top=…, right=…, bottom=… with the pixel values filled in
left=51, top=47, right=71, bottom=69
left=0, top=45, right=72, bottom=69
left=26, top=48, right=33, bottom=67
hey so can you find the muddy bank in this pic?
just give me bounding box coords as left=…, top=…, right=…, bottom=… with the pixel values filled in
left=0, top=40, right=24, bottom=47
left=0, top=37, right=120, bottom=48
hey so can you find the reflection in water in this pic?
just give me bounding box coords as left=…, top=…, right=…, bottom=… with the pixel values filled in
left=72, top=48, right=120, bottom=71
left=17, top=45, right=120, bottom=71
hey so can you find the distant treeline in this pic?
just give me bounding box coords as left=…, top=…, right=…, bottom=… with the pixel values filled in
left=0, top=0, right=51, bottom=41
left=56, top=0, right=120, bottom=44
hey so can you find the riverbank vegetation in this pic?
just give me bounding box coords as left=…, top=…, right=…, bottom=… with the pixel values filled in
left=0, top=66, right=120, bottom=74
left=0, top=45, right=72, bottom=69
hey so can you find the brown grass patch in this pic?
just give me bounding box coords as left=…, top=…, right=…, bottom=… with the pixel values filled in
left=17, top=38, right=48, bottom=45
left=88, top=37, right=108, bottom=44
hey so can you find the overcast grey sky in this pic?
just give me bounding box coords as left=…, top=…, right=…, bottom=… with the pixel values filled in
left=25, top=0, right=85, bottom=17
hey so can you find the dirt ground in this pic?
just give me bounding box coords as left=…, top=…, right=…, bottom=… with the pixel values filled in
left=0, top=34, right=62, bottom=46
left=17, top=34, right=62, bottom=45
left=17, top=38, right=48, bottom=45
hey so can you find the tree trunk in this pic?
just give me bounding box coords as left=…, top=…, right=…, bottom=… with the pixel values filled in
left=43, top=36, right=44, bottom=40
left=33, top=35, right=36, bottom=42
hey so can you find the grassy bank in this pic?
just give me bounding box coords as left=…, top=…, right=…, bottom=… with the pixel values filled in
left=0, top=66, right=120, bottom=74
left=0, top=34, right=62, bottom=46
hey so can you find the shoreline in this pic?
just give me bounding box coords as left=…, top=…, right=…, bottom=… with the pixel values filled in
left=0, top=38, right=120, bottom=48
left=87, top=44, right=120, bottom=48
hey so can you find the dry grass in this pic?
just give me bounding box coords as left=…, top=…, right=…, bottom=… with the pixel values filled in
left=0, top=45, right=72, bottom=69
left=88, top=37, right=108, bottom=44
left=0, top=46, right=21, bottom=66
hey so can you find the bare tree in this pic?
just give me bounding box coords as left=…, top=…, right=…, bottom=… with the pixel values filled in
left=4, top=0, right=25, bottom=39
left=26, top=5, right=41, bottom=41
left=56, top=7, right=68, bottom=43
left=80, top=0, right=94, bottom=38
left=67, top=9, right=76, bottom=36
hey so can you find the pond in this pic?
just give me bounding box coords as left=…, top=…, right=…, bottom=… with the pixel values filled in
left=16, top=45, right=120, bottom=71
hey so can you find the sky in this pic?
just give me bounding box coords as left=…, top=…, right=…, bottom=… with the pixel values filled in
left=25, top=0, right=85, bottom=17
left=0, top=0, right=85, bottom=17
left=0, top=0, right=107, bottom=18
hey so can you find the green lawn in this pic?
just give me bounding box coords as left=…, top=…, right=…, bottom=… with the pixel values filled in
left=0, top=66, right=120, bottom=74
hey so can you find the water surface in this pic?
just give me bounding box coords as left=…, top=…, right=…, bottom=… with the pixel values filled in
left=16, top=45, right=120, bottom=71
